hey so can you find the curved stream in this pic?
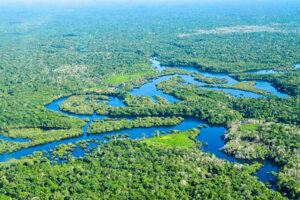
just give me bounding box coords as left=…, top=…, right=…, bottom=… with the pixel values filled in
left=0, top=58, right=289, bottom=190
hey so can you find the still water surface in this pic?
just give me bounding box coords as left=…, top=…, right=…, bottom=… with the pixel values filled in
left=1, top=58, right=287, bottom=190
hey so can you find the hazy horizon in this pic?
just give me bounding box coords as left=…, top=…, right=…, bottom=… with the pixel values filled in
left=1, top=0, right=299, bottom=6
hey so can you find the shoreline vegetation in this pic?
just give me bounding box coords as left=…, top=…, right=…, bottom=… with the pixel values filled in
left=0, top=128, right=83, bottom=154
left=202, top=81, right=271, bottom=96
left=0, top=3, right=299, bottom=199
left=1, top=63, right=297, bottom=197
left=87, top=117, right=184, bottom=134
left=223, top=120, right=300, bottom=198
left=231, top=71, right=300, bottom=96
left=146, top=128, right=201, bottom=147
left=0, top=130, right=287, bottom=199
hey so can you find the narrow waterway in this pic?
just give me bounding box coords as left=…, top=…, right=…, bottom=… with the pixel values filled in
left=168, top=62, right=289, bottom=98
left=0, top=58, right=289, bottom=190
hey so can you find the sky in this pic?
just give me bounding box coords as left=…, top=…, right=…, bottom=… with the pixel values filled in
left=0, top=0, right=298, bottom=7
left=1, top=0, right=197, bottom=3
left=0, top=0, right=296, bottom=4
left=1, top=0, right=198, bottom=6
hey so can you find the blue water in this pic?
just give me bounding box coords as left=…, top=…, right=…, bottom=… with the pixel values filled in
left=200, top=71, right=238, bottom=85
left=255, top=81, right=289, bottom=98
left=45, top=97, right=93, bottom=119
left=249, top=69, right=280, bottom=74
left=172, top=65, right=236, bottom=85
left=196, top=126, right=236, bottom=162
left=246, top=62, right=299, bottom=74
left=108, top=97, right=126, bottom=107
left=0, top=135, right=31, bottom=142
left=0, top=57, right=284, bottom=190
left=200, top=86, right=265, bottom=98
left=196, top=126, right=278, bottom=189
left=131, top=75, right=179, bottom=103
left=0, top=116, right=201, bottom=162
left=0, top=103, right=278, bottom=187
left=150, top=57, right=165, bottom=72
left=72, top=146, right=86, bottom=158
left=167, top=60, right=289, bottom=98
left=180, top=74, right=206, bottom=85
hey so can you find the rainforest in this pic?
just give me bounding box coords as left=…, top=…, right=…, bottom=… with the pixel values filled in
left=0, top=1, right=299, bottom=199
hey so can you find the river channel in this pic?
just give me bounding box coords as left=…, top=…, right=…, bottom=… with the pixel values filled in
left=0, top=58, right=291, bottom=190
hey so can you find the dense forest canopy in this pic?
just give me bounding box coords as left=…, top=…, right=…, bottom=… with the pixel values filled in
left=0, top=1, right=299, bottom=199
left=0, top=2, right=300, bottom=128
left=0, top=133, right=287, bottom=199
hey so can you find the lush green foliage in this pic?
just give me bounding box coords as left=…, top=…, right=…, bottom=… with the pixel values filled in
left=87, top=117, right=184, bottom=134
left=103, top=71, right=157, bottom=84
left=57, top=75, right=300, bottom=128
left=223, top=120, right=300, bottom=198
left=146, top=128, right=201, bottom=147
left=192, top=73, right=228, bottom=84
left=207, top=81, right=270, bottom=96
left=0, top=3, right=299, bottom=199
left=60, top=94, right=110, bottom=115
left=0, top=3, right=299, bottom=130
left=232, top=71, right=300, bottom=96
left=0, top=128, right=83, bottom=154
left=0, top=137, right=286, bottom=200
left=232, top=96, right=300, bottom=125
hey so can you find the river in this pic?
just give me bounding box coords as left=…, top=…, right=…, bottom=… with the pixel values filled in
left=0, top=58, right=290, bottom=190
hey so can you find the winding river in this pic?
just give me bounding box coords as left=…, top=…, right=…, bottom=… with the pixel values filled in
left=0, top=58, right=290, bottom=190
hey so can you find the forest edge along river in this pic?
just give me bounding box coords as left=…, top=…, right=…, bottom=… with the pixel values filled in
left=0, top=58, right=291, bottom=191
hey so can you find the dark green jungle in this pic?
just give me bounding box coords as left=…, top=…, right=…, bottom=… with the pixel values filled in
left=0, top=1, right=299, bottom=199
